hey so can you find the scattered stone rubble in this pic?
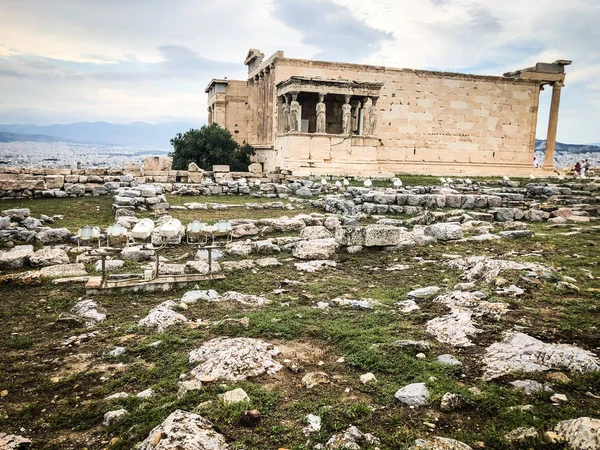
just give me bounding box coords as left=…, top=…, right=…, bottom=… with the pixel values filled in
left=426, top=290, right=509, bottom=347
left=410, top=437, right=473, bottom=449
left=323, top=426, right=380, bottom=449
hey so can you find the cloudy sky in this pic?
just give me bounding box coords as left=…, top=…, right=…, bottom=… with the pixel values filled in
left=1, top=0, right=599, bottom=143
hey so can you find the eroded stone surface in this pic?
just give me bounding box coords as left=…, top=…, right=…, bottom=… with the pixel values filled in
left=221, top=291, right=271, bottom=306
left=0, top=433, right=32, bottom=449
left=40, top=263, right=87, bottom=278
left=325, top=426, right=380, bottom=449
left=70, top=299, right=106, bottom=327
left=139, top=410, right=229, bottom=450
left=554, top=417, right=600, bottom=450
left=434, top=291, right=509, bottom=319
left=292, top=238, right=337, bottom=260
left=294, top=260, right=337, bottom=272
left=139, top=301, right=188, bottom=331
left=410, top=437, right=473, bottom=449
left=446, top=256, right=550, bottom=282
left=426, top=308, right=481, bottom=347
left=29, top=247, right=70, bottom=267
left=408, top=286, right=440, bottom=299
left=189, top=337, right=282, bottom=381
left=0, top=245, right=34, bottom=269
left=181, top=289, right=219, bottom=304
left=483, top=332, right=600, bottom=380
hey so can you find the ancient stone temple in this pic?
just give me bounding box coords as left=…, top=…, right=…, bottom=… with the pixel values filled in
left=206, top=49, right=570, bottom=176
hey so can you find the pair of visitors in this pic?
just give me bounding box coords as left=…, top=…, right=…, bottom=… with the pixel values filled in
left=579, top=159, right=590, bottom=178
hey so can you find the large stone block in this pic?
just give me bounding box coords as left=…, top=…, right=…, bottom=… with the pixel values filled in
left=44, top=175, right=64, bottom=189
left=335, top=226, right=365, bottom=246
left=364, top=225, right=407, bottom=247
left=292, top=238, right=337, bottom=259
left=248, top=163, right=263, bottom=173
left=143, top=156, right=172, bottom=172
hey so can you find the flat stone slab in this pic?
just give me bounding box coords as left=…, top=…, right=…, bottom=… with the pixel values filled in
left=40, top=263, right=87, bottom=278
left=446, top=256, right=550, bottom=282
left=483, top=332, right=600, bottom=380
left=426, top=308, right=481, bottom=347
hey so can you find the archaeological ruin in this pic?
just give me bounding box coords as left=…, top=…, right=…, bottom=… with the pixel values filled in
left=207, top=49, right=571, bottom=177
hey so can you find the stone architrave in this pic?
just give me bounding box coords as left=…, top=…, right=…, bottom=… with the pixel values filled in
left=289, top=93, right=300, bottom=133
left=282, top=95, right=290, bottom=133
left=368, top=97, right=378, bottom=135
left=316, top=94, right=326, bottom=133
left=342, top=95, right=352, bottom=135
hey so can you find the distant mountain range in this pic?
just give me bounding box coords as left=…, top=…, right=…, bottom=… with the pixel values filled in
left=0, top=121, right=200, bottom=149
left=1, top=124, right=599, bottom=153
left=0, top=131, right=77, bottom=144
left=535, top=139, right=600, bottom=154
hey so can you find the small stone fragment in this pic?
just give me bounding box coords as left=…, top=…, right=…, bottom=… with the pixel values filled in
left=395, top=382, right=430, bottom=406
left=302, top=371, right=330, bottom=388
left=360, top=373, right=376, bottom=384
left=219, top=388, right=250, bottom=405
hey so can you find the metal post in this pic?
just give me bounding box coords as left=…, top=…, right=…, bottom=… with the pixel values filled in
left=101, top=255, right=106, bottom=286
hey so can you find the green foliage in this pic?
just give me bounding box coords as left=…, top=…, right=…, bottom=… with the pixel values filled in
left=169, top=124, right=255, bottom=171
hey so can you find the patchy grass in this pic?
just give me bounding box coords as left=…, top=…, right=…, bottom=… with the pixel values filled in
left=0, top=200, right=599, bottom=449
left=0, top=196, right=114, bottom=230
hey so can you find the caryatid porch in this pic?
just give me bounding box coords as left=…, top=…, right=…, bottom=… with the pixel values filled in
left=276, top=77, right=384, bottom=137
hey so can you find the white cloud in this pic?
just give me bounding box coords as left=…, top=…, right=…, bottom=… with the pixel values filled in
left=0, top=0, right=598, bottom=143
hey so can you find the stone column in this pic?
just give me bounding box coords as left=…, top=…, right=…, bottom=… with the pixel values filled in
left=544, top=81, right=563, bottom=169
left=289, top=92, right=300, bottom=133
left=342, top=95, right=352, bottom=135
left=207, top=106, right=212, bottom=125
left=257, top=71, right=265, bottom=143
left=316, top=93, right=326, bottom=133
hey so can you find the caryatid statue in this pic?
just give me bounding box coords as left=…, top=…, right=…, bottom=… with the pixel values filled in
left=342, top=95, right=352, bottom=135
left=282, top=95, right=290, bottom=133
left=351, top=100, right=361, bottom=134
left=289, top=92, right=300, bottom=132
left=316, top=93, right=326, bottom=133
left=368, top=97, right=378, bottom=135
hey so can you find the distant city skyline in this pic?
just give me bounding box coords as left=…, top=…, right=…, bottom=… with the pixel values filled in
left=1, top=0, right=599, bottom=143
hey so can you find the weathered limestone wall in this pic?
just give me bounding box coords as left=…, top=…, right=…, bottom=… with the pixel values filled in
left=265, top=135, right=380, bottom=175
left=222, top=80, right=250, bottom=145
left=270, top=58, right=540, bottom=176
left=248, top=69, right=276, bottom=146
left=0, top=157, right=277, bottom=198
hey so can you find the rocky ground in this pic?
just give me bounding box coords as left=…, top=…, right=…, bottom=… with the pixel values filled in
left=0, top=175, right=599, bottom=450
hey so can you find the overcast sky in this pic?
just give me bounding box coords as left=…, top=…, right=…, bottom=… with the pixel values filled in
left=1, top=0, right=599, bottom=143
